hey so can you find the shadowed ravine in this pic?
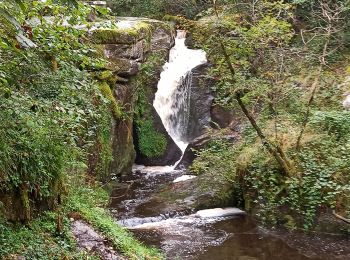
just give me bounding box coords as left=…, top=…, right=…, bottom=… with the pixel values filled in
left=109, top=32, right=350, bottom=260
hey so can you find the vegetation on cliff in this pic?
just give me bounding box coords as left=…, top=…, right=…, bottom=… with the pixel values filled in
left=134, top=52, right=168, bottom=157
left=0, top=0, right=116, bottom=221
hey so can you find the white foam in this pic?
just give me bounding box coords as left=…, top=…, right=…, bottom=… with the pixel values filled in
left=173, top=175, right=197, bottom=183
left=132, top=164, right=176, bottom=174
left=194, top=208, right=245, bottom=218
left=129, top=208, right=245, bottom=230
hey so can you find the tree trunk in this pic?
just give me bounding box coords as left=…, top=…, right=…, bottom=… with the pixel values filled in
left=235, top=92, right=291, bottom=176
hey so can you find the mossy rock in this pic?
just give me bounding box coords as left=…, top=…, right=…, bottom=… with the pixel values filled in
left=98, top=81, right=122, bottom=119
left=88, top=22, right=153, bottom=44
left=106, top=57, right=139, bottom=76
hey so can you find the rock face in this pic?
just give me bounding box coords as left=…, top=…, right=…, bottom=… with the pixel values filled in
left=89, top=17, right=178, bottom=174
left=72, top=220, right=125, bottom=260
left=184, top=64, right=214, bottom=141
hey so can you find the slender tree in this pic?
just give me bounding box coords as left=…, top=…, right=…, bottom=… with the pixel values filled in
left=212, top=0, right=293, bottom=176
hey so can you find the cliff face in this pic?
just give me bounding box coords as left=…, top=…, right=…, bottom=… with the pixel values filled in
left=88, top=17, right=179, bottom=175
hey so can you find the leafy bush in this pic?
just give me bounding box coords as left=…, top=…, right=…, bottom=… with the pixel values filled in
left=190, top=139, right=242, bottom=207
left=0, top=212, right=88, bottom=259
left=0, top=1, right=114, bottom=220
left=311, top=111, right=350, bottom=140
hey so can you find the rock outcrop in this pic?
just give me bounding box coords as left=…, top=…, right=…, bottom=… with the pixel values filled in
left=88, top=17, right=178, bottom=174
left=184, top=64, right=214, bottom=141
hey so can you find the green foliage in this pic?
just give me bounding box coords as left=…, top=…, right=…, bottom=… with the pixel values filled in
left=190, top=138, right=243, bottom=207
left=0, top=212, right=93, bottom=259
left=66, top=175, right=163, bottom=259
left=107, top=0, right=223, bottom=19
left=108, top=0, right=164, bottom=18
left=184, top=0, right=350, bottom=231
left=285, top=139, right=350, bottom=229
left=190, top=139, right=236, bottom=181
left=310, top=111, right=350, bottom=140
left=0, top=0, right=115, bottom=220
left=136, top=120, right=167, bottom=157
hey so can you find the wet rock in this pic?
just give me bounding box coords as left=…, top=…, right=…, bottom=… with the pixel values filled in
left=106, top=57, right=140, bottom=76
left=150, top=27, right=175, bottom=51
left=314, top=208, right=350, bottom=235
left=109, top=84, right=136, bottom=177
left=72, top=220, right=125, bottom=260
left=184, top=63, right=214, bottom=141
left=103, top=40, right=149, bottom=61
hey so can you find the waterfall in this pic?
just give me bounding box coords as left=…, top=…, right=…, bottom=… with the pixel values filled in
left=153, top=30, right=207, bottom=154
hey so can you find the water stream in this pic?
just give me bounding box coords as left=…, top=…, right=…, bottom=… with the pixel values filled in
left=110, top=167, right=350, bottom=259
left=110, top=32, right=350, bottom=259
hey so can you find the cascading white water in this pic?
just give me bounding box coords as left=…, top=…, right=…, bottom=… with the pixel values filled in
left=153, top=30, right=207, bottom=154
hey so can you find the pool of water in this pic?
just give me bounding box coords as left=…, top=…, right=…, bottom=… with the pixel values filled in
left=110, top=166, right=350, bottom=260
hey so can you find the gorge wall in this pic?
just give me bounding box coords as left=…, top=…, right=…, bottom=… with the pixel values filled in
left=88, top=17, right=182, bottom=175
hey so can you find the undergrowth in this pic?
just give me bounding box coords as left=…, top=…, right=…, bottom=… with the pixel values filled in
left=0, top=212, right=96, bottom=259
left=66, top=174, right=163, bottom=259
left=0, top=173, right=163, bottom=259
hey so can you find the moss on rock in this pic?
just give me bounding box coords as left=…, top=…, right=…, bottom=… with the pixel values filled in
left=88, top=22, right=153, bottom=44
left=135, top=119, right=167, bottom=157
left=98, top=81, right=122, bottom=119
